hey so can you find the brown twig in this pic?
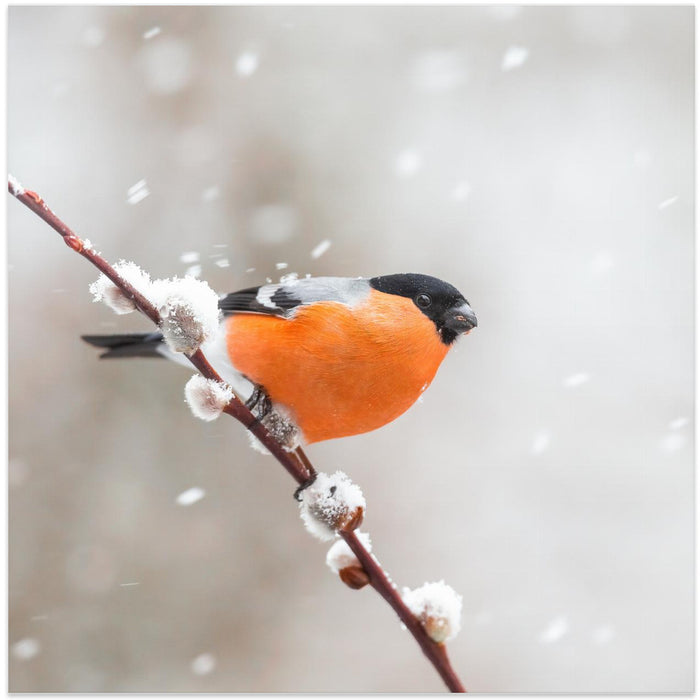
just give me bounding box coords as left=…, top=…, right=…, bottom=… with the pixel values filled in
left=8, top=178, right=467, bottom=693
left=340, top=529, right=466, bottom=692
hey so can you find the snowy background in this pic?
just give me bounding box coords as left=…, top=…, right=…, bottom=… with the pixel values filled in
left=8, top=5, right=693, bottom=693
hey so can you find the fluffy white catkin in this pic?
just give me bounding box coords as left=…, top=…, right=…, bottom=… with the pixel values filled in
left=185, top=375, right=234, bottom=421
left=89, top=261, right=153, bottom=315
left=299, top=471, right=365, bottom=541
left=402, top=580, right=463, bottom=643
left=151, top=276, right=222, bottom=355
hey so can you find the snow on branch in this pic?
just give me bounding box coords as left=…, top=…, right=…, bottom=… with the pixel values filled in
left=299, top=471, right=365, bottom=541
left=185, top=375, right=234, bottom=422
left=403, top=581, right=463, bottom=644
left=8, top=173, right=25, bottom=196
left=151, top=276, right=221, bottom=355
left=327, top=530, right=372, bottom=589
left=90, top=260, right=152, bottom=315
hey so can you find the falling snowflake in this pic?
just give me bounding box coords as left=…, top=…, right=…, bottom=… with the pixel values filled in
left=311, top=239, right=332, bottom=260
left=395, top=149, right=422, bottom=178
left=658, top=196, right=679, bottom=210
left=562, top=373, right=590, bottom=388
left=191, top=653, right=216, bottom=675
left=501, top=46, right=529, bottom=71
left=236, top=51, right=259, bottom=77
left=176, top=487, right=206, bottom=506
left=126, top=179, right=150, bottom=205
left=539, top=616, right=569, bottom=644
left=531, top=432, right=550, bottom=455
left=143, top=26, right=161, bottom=40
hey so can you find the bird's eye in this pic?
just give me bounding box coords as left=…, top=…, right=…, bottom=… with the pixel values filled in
left=415, top=293, right=432, bottom=309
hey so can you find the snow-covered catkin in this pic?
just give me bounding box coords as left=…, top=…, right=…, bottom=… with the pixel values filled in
left=326, top=530, right=372, bottom=589
left=246, top=400, right=302, bottom=453
left=151, top=276, right=221, bottom=355
left=402, top=581, right=463, bottom=643
left=261, top=405, right=302, bottom=451
left=299, top=472, right=365, bottom=541
left=89, top=260, right=152, bottom=315
left=184, top=375, right=234, bottom=422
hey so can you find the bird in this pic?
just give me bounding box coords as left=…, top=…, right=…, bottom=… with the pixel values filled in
left=83, top=273, right=477, bottom=445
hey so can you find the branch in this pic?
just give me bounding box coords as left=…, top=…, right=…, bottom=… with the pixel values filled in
left=341, top=529, right=465, bottom=692
left=8, top=178, right=466, bottom=693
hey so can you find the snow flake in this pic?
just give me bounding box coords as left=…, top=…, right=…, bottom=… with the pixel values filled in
left=452, top=181, right=471, bottom=201
left=275, top=262, right=288, bottom=270
left=658, top=196, right=678, bottom=210
left=180, top=251, right=200, bottom=264
left=395, top=149, right=422, bottom=178
left=402, top=581, right=463, bottom=643
left=669, top=416, right=689, bottom=430
left=12, top=638, right=41, bottom=661
left=126, top=179, right=149, bottom=205
left=310, top=239, right=332, bottom=260
left=659, top=433, right=686, bottom=452
left=539, top=616, right=569, bottom=644
left=236, top=51, right=259, bottom=77
left=191, top=653, right=216, bottom=675
left=531, top=432, right=550, bottom=455
left=143, top=26, right=161, bottom=40
left=562, top=372, right=590, bottom=388
left=215, top=258, right=230, bottom=268
left=501, top=46, right=529, bottom=71
left=176, top=487, right=206, bottom=506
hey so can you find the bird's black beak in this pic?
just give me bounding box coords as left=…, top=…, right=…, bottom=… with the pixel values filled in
left=444, top=302, right=478, bottom=335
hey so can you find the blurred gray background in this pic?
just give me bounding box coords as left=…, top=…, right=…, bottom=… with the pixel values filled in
left=8, top=5, right=693, bottom=693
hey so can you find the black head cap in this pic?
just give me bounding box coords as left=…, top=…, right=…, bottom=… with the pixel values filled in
left=369, top=273, right=477, bottom=345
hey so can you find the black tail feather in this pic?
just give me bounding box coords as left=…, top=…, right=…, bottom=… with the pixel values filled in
left=82, top=333, right=164, bottom=359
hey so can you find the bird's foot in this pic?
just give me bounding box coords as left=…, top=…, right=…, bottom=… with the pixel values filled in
left=293, top=472, right=318, bottom=502
left=245, top=384, right=272, bottom=421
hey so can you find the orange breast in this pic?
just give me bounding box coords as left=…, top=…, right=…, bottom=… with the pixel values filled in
left=225, top=289, right=450, bottom=443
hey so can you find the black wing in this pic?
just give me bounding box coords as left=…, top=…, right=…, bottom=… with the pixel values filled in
left=218, top=285, right=303, bottom=318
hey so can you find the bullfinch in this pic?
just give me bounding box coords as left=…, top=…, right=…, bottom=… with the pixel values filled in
left=83, top=273, right=477, bottom=444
